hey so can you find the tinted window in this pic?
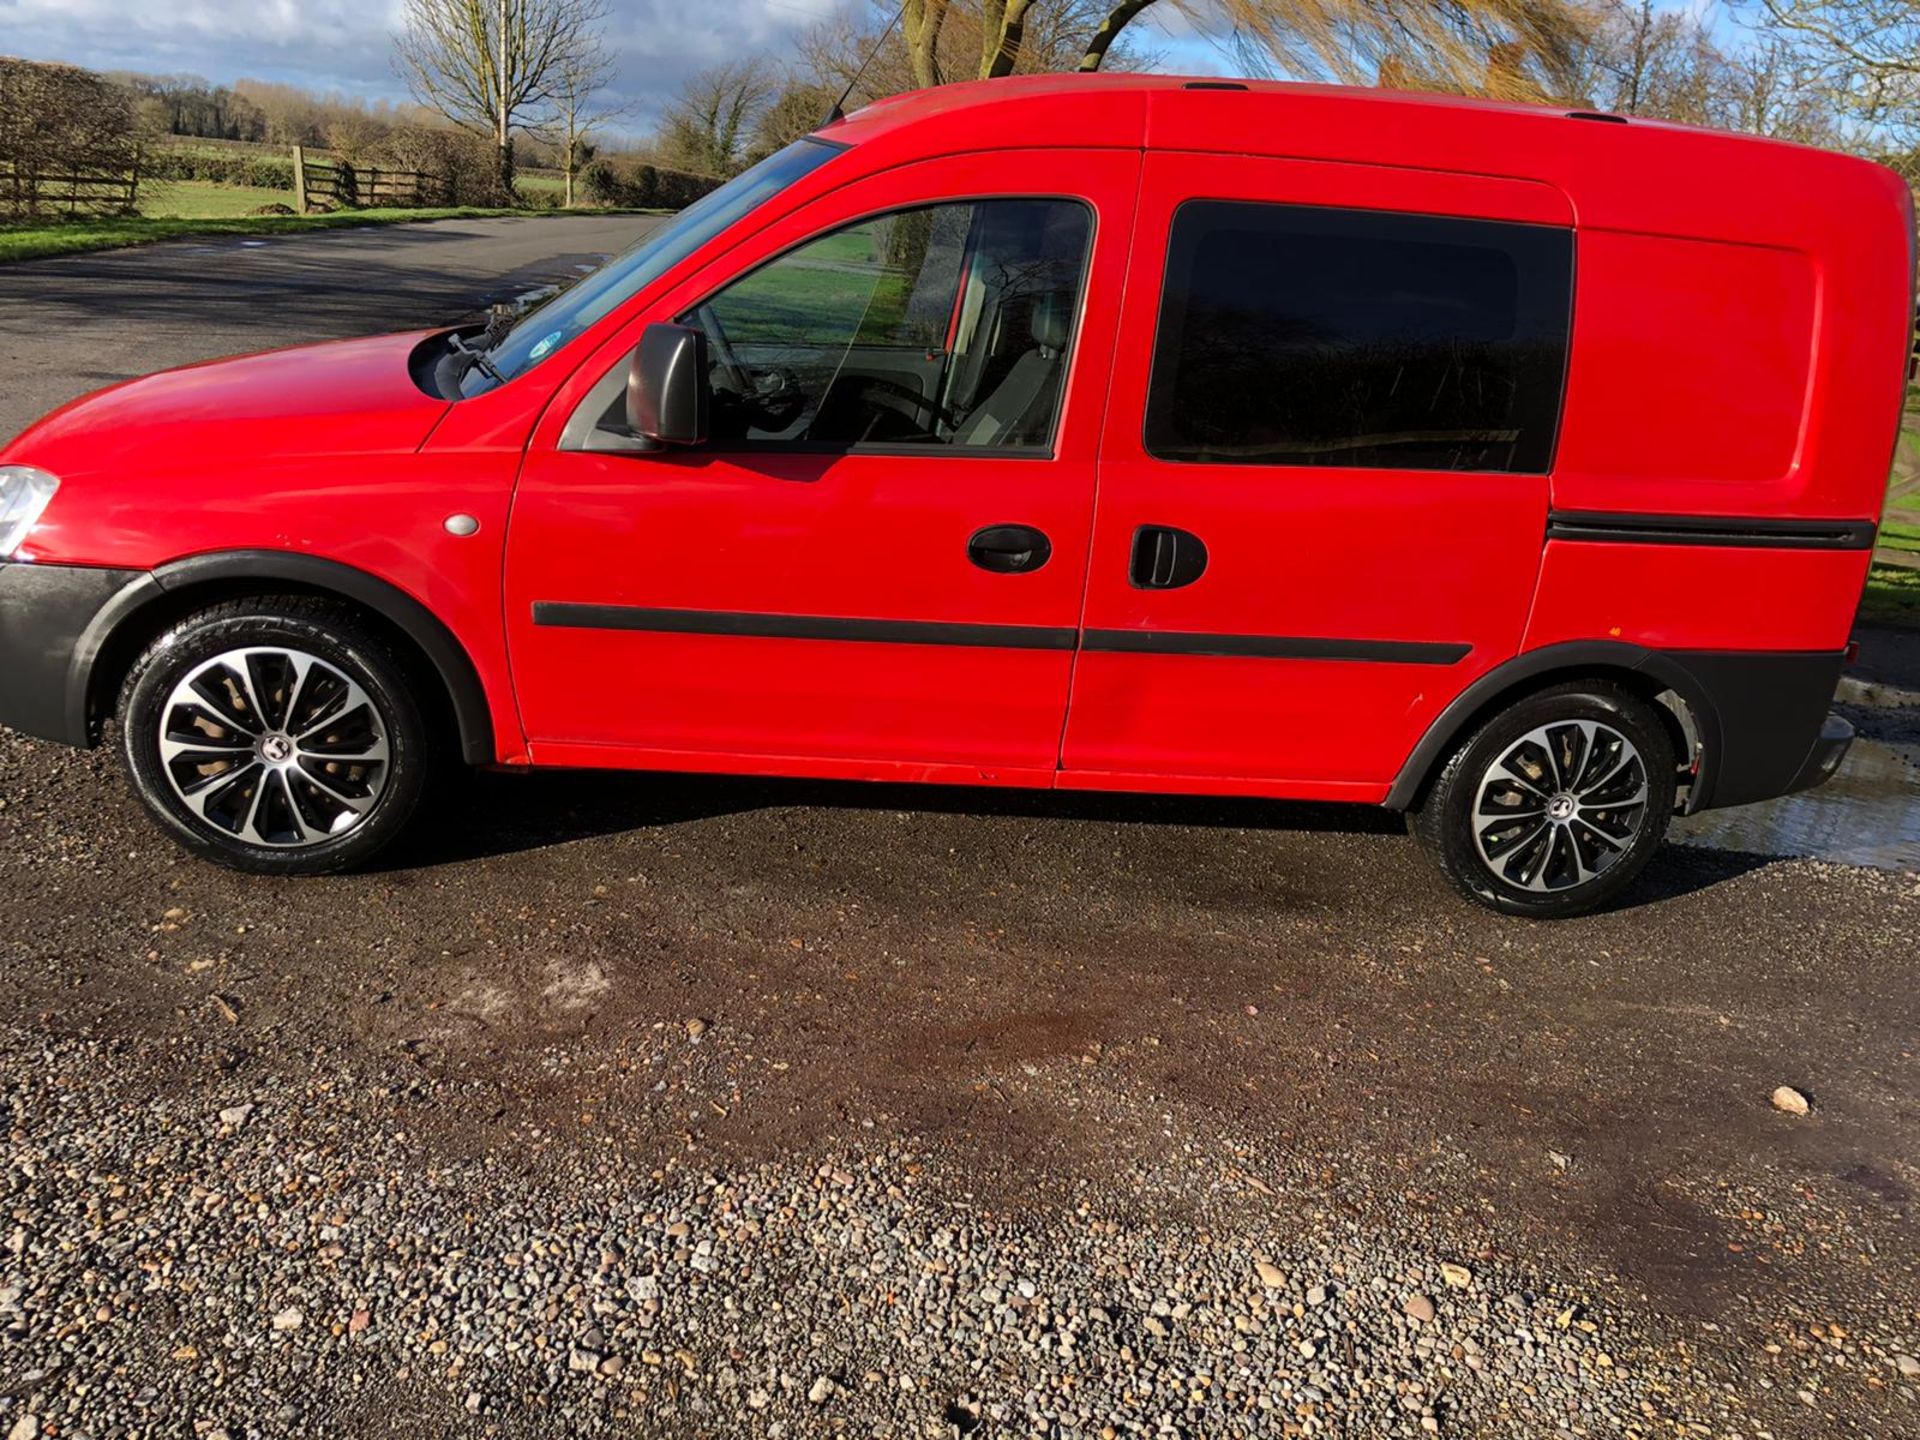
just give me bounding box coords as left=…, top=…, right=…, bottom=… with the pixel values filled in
left=682, top=198, right=1090, bottom=452
left=1144, top=202, right=1572, bottom=473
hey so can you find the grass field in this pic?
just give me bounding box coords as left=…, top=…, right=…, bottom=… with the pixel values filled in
left=138, top=180, right=295, bottom=218
left=0, top=206, right=532, bottom=263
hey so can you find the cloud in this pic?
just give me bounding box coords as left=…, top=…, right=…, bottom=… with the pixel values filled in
left=0, top=0, right=838, bottom=124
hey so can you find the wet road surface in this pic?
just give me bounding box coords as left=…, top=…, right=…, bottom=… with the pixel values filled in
left=2, top=219, right=1918, bottom=1436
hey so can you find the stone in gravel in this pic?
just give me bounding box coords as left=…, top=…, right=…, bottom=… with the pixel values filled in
left=347, top=1309, right=370, bottom=1334
left=8, top=1416, right=39, bottom=1440
left=1254, top=1260, right=1286, bottom=1289
left=1771, top=1085, right=1811, bottom=1116
left=1896, top=1354, right=1920, bottom=1378
left=567, top=1348, right=601, bottom=1373
left=1405, top=1294, right=1437, bottom=1324
left=1306, top=1284, right=1328, bottom=1306
left=807, top=1375, right=836, bottom=1404
left=1441, top=1263, right=1473, bottom=1289
left=685, top=1018, right=708, bottom=1042
left=218, top=1103, right=254, bottom=1128
left=270, top=1306, right=302, bottom=1331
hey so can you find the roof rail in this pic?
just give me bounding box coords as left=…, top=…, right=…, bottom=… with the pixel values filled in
left=1566, top=110, right=1628, bottom=124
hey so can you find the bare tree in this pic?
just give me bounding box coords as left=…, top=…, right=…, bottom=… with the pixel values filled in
left=658, top=61, right=779, bottom=177
left=541, top=35, right=630, bottom=207
left=796, top=0, right=1153, bottom=107
left=1719, top=34, right=1842, bottom=143
left=881, top=0, right=1588, bottom=99
left=1752, top=0, right=1920, bottom=144
left=393, top=0, right=610, bottom=192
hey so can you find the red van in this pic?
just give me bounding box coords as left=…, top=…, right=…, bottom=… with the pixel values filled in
left=0, top=77, right=1910, bottom=916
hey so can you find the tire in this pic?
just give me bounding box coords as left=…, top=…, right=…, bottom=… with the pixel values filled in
left=1409, top=682, right=1677, bottom=919
left=118, top=597, right=431, bottom=875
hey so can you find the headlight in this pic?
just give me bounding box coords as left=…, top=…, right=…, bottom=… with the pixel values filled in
left=0, top=466, right=60, bottom=558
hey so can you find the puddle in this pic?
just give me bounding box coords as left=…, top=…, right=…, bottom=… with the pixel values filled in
left=1674, top=736, right=1920, bottom=872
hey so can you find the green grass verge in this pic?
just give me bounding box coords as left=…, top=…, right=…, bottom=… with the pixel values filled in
left=0, top=205, right=637, bottom=263
left=1861, top=561, right=1920, bottom=629
left=1878, top=516, right=1920, bottom=556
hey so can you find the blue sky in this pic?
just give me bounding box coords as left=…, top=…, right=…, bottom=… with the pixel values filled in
left=0, top=0, right=1227, bottom=135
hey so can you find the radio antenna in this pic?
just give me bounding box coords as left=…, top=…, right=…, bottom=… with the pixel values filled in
left=823, top=0, right=908, bottom=126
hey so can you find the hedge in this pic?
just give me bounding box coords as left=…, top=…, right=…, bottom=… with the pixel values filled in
left=144, top=150, right=294, bottom=190
left=582, top=160, right=724, bottom=211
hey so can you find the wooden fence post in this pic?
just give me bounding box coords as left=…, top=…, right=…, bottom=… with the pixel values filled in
left=291, top=145, right=308, bottom=213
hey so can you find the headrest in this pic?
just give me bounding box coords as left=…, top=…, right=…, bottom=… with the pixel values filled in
left=1030, top=291, right=1071, bottom=352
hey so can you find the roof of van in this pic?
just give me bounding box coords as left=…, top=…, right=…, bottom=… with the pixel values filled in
left=833, top=72, right=1566, bottom=130
left=825, top=71, right=1895, bottom=162
left=819, top=72, right=1911, bottom=248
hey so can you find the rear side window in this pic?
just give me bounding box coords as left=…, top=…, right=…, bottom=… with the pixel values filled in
left=1144, top=201, right=1573, bottom=473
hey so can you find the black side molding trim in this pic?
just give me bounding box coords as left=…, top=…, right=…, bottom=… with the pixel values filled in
left=1081, top=630, right=1470, bottom=664
left=1546, top=511, right=1877, bottom=550
left=534, top=603, right=1078, bottom=652
left=534, top=605, right=1470, bottom=664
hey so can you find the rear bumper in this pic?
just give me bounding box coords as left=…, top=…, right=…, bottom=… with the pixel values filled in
left=0, top=560, right=150, bottom=747
left=1783, top=712, right=1853, bottom=797
left=1669, top=649, right=1848, bottom=810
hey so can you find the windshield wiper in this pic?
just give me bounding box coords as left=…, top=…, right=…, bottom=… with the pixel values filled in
left=448, top=331, right=506, bottom=386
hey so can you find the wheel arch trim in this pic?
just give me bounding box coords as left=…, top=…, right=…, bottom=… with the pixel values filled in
left=1384, top=641, right=1721, bottom=812
left=75, top=551, right=495, bottom=766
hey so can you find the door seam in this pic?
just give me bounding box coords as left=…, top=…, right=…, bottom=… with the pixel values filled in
left=1054, top=145, right=1149, bottom=784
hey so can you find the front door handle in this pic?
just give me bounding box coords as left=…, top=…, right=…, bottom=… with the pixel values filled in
left=1130, top=525, right=1208, bottom=589
left=968, top=523, right=1052, bottom=575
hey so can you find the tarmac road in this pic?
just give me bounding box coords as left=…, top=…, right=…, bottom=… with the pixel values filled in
left=1, top=219, right=1917, bottom=1437
left=0, top=213, right=660, bottom=443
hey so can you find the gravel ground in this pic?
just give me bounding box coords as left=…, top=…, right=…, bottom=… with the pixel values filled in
left=3, top=221, right=1919, bottom=1439
left=2, top=1029, right=1675, bottom=1439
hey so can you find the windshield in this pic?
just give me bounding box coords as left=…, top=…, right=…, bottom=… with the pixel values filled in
left=470, top=137, right=846, bottom=390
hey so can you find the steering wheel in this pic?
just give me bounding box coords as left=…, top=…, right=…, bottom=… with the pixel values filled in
left=858, top=376, right=955, bottom=431
left=693, top=302, right=752, bottom=395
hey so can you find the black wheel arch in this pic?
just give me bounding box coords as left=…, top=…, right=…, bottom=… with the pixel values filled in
left=1385, top=642, right=1715, bottom=813
left=75, top=550, right=496, bottom=766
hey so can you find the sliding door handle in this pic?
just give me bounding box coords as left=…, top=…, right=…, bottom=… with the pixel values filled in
left=1129, top=525, right=1208, bottom=589
left=968, top=524, right=1052, bottom=574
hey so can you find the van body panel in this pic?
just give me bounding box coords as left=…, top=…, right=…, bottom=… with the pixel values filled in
left=1555, top=232, right=1815, bottom=498
left=1061, top=150, right=1567, bottom=787
left=501, top=147, right=1141, bottom=770
left=1524, top=542, right=1873, bottom=654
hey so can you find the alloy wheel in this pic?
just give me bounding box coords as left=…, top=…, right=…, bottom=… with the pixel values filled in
left=1471, top=719, right=1649, bottom=893
left=156, top=646, right=390, bottom=848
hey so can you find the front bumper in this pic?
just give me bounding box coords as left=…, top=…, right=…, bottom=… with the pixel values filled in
left=1783, top=712, right=1854, bottom=796
left=0, top=560, right=149, bottom=746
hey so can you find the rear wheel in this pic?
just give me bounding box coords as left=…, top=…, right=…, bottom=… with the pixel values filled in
left=1409, top=682, right=1676, bottom=918
left=118, top=598, right=430, bottom=874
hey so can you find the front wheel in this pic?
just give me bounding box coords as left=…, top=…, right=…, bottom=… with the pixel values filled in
left=118, top=598, right=431, bottom=875
left=1409, top=682, right=1677, bottom=918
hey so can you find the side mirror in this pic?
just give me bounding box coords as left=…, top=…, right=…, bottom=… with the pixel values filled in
left=626, top=322, right=710, bottom=446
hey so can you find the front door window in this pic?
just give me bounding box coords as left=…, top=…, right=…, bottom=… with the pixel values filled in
left=681, top=198, right=1092, bottom=452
